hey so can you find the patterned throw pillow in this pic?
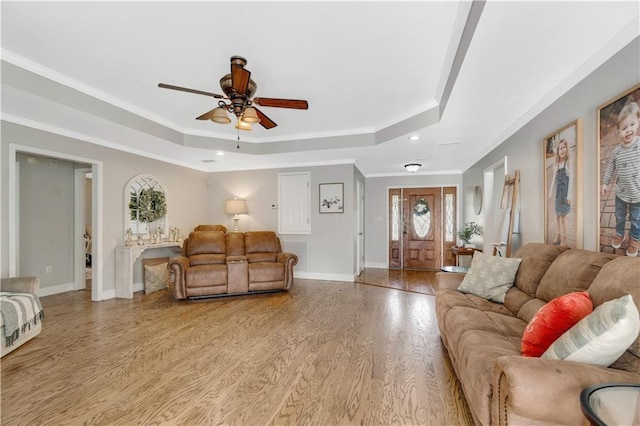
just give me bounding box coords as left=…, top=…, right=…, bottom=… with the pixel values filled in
left=542, top=294, right=640, bottom=367
left=457, top=251, right=522, bottom=303
left=144, top=262, right=169, bottom=294
left=521, top=291, right=593, bottom=357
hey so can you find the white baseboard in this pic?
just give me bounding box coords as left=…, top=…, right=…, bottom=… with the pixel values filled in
left=38, top=282, right=74, bottom=297
left=365, top=262, right=388, bottom=269
left=101, top=289, right=116, bottom=300
left=133, top=282, right=144, bottom=293
left=294, top=271, right=355, bottom=282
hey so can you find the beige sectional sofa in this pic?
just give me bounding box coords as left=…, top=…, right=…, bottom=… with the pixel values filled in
left=435, top=243, right=640, bottom=425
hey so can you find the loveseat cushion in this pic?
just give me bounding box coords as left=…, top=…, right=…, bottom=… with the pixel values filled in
left=244, top=232, right=280, bottom=263
left=186, top=231, right=226, bottom=265
left=248, top=263, right=284, bottom=283
left=186, top=265, right=227, bottom=287
left=536, top=249, right=617, bottom=302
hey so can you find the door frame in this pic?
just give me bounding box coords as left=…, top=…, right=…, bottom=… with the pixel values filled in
left=387, top=184, right=460, bottom=268
left=9, top=144, right=105, bottom=301
left=74, top=168, right=92, bottom=291
left=356, top=179, right=365, bottom=276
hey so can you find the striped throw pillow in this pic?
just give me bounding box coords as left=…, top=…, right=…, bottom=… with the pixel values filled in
left=542, top=294, right=640, bottom=367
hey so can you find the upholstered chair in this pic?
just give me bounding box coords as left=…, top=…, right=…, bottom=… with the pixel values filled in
left=244, top=231, right=297, bottom=291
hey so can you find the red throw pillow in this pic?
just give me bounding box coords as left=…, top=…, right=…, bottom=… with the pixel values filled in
left=521, top=291, right=593, bottom=357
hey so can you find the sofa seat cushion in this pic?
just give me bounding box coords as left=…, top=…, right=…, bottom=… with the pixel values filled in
left=248, top=263, right=284, bottom=283
left=455, top=330, right=523, bottom=425
left=186, top=265, right=227, bottom=287
left=436, top=289, right=514, bottom=318
left=440, top=306, right=526, bottom=356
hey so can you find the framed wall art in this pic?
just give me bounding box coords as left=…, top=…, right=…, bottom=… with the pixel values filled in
left=598, top=83, right=640, bottom=256
left=543, top=119, right=583, bottom=248
left=319, top=183, right=344, bottom=213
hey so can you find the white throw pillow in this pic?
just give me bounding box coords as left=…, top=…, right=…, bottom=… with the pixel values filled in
left=457, top=251, right=522, bottom=303
left=542, top=294, right=640, bottom=367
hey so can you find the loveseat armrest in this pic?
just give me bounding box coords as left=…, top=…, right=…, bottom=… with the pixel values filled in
left=278, top=253, right=298, bottom=289
left=435, top=272, right=464, bottom=290
left=168, top=257, right=190, bottom=299
left=493, top=355, right=640, bottom=426
left=0, top=276, right=40, bottom=294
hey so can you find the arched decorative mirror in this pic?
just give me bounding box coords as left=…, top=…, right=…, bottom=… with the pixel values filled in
left=124, top=174, right=168, bottom=241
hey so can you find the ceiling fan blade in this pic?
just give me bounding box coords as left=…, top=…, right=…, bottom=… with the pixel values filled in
left=195, top=108, right=218, bottom=120
left=253, top=97, right=308, bottom=110
left=254, top=107, right=277, bottom=129
left=158, top=83, right=224, bottom=99
left=231, top=64, right=251, bottom=95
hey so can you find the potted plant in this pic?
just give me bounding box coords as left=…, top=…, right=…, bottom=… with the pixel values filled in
left=457, top=221, right=481, bottom=247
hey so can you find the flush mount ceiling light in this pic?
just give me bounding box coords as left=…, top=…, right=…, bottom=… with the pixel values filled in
left=408, top=135, right=421, bottom=141
left=404, top=163, right=422, bottom=172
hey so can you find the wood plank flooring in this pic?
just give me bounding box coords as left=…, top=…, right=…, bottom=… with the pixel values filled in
left=1, top=276, right=473, bottom=425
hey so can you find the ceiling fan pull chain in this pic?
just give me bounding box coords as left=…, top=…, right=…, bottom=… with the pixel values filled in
left=237, top=128, right=240, bottom=149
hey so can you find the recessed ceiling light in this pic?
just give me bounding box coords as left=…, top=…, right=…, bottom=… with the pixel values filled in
left=216, top=151, right=225, bottom=156
left=408, top=135, right=421, bottom=141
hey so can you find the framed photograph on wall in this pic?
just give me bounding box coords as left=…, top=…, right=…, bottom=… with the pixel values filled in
left=543, top=119, right=583, bottom=248
left=598, top=83, right=640, bottom=256
left=319, top=183, right=344, bottom=213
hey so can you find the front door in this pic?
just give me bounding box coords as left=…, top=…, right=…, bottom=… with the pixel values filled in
left=403, top=188, right=441, bottom=269
left=389, top=187, right=455, bottom=269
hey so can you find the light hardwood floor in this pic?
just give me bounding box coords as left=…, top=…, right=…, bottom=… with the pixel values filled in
left=1, top=276, right=473, bottom=425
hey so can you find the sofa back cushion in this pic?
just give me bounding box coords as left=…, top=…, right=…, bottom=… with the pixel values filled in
left=194, top=224, right=227, bottom=233
left=513, top=244, right=569, bottom=297
left=588, top=256, right=640, bottom=359
left=225, top=232, right=245, bottom=256
left=503, top=244, right=569, bottom=317
left=536, top=249, right=617, bottom=302
left=186, top=231, right=226, bottom=266
left=244, top=231, right=280, bottom=263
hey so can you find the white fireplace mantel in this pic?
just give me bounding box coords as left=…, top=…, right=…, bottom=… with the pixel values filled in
left=115, top=241, right=181, bottom=298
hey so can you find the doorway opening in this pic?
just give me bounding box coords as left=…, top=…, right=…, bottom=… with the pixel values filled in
left=388, top=186, right=457, bottom=270
left=9, top=143, right=104, bottom=301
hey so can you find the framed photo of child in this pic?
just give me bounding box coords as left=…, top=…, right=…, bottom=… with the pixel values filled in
left=598, top=83, right=640, bottom=257
left=543, top=119, right=583, bottom=248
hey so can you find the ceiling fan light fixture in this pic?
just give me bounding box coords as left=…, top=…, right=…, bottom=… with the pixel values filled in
left=235, top=119, right=252, bottom=131
left=404, top=163, right=422, bottom=173
left=241, top=107, right=260, bottom=123
left=211, top=107, right=231, bottom=124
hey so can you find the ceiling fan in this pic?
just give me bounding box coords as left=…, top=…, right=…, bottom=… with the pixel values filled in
left=158, top=55, right=308, bottom=131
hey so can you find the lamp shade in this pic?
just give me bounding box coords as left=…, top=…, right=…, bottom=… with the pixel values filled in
left=404, top=163, right=422, bottom=172
left=225, top=199, right=247, bottom=215
left=235, top=120, right=252, bottom=131
left=241, top=107, right=260, bottom=123
left=211, top=107, right=231, bottom=124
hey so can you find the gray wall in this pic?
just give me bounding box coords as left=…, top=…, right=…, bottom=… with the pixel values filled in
left=16, top=153, right=77, bottom=290
left=461, top=36, right=640, bottom=254
left=205, top=163, right=359, bottom=278
left=1, top=122, right=211, bottom=297
left=364, top=173, right=463, bottom=267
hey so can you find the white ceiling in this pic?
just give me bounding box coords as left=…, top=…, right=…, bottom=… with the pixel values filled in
left=2, top=1, right=639, bottom=176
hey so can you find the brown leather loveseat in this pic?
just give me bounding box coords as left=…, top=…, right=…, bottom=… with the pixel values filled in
left=169, top=231, right=297, bottom=299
